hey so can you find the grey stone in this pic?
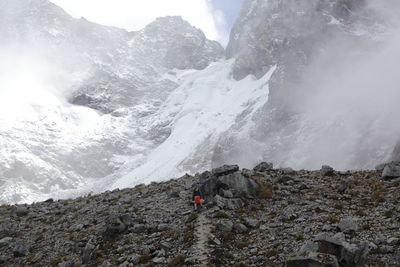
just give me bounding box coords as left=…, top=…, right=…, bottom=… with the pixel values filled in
left=105, top=215, right=127, bottom=234
left=233, top=223, right=248, bottom=233
left=277, top=175, right=295, bottom=184
left=375, top=234, right=387, bottom=244
left=375, top=163, right=386, bottom=172
left=316, top=234, right=369, bottom=265
left=337, top=184, right=347, bottom=194
left=216, top=220, right=233, bottom=232
left=243, top=218, right=258, bottom=228
left=321, top=165, right=334, bottom=176
left=14, top=207, right=29, bottom=217
left=157, top=224, right=169, bottom=231
left=128, top=254, right=140, bottom=264
left=387, top=237, right=399, bottom=245
left=152, top=257, right=165, bottom=264
left=286, top=252, right=339, bottom=267
left=119, top=214, right=132, bottom=227
left=82, top=242, right=95, bottom=264
left=299, top=241, right=318, bottom=253
left=200, top=169, right=259, bottom=202
left=382, top=161, right=400, bottom=180
left=13, top=244, right=28, bottom=257
left=253, top=162, right=273, bottom=172
left=160, top=242, right=172, bottom=250
left=154, top=249, right=166, bottom=257
left=0, top=237, right=13, bottom=248
left=280, top=207, right=298, bottom=222
left=338, top=217, right=359, bottom=233
left=211, top=165, right=240, bottom=177
left=132, top=224, right=146, bottom=233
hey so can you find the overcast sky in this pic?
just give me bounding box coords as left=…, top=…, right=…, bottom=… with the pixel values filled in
left=50, top=0, right=244, bottom=46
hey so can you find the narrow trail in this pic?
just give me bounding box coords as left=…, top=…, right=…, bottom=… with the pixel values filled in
left=192, top=211, right=212, bottom=266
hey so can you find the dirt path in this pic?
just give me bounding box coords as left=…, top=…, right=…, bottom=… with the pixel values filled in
left=192, top=212, right=212, bottom=266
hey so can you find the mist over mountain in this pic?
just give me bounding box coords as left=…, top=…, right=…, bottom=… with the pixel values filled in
left=0, top=0, right=399, bottom=203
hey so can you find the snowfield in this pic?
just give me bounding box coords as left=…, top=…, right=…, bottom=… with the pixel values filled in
left=114, top=60, right=276, bottom=189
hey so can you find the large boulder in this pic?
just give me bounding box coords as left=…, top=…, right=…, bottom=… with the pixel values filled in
left=320, top=165, right=335, bottom=176
left=316, top=234, right=369, bottom=265
left=381, top=161, right=400, bottom=180
left=199, top=165, right=259, bottom=200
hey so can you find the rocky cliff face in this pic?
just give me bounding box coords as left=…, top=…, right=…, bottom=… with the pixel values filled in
left=214, top=0, right=399, bottom=171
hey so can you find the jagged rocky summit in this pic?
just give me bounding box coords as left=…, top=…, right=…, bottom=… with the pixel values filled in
left=0, top=163, right=399, bottom=266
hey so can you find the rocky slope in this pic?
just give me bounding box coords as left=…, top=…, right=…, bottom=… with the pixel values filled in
left=0, top=163, right=399, bottom=266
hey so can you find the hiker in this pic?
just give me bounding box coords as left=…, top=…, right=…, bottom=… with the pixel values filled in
left=192, top=187, right=204, bottom=211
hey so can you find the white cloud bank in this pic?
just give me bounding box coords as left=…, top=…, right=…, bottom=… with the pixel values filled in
left=50, top=0, right=229, bottom=45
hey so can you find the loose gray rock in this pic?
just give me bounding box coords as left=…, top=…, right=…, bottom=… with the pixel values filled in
left=243, top=218, right=258, bottom=228
left=13, top=207, right=29, bottom=217
left=216, top=220, right=233, bottom=232
left=0, top=237, right=13, bottom=248
left=105, top=215, right=128, bottom=234
left=286, top=252, right=339, bottom=267
left=253, top=162, right=273, bottom=172
left=128, top=254, right=140, bottom=264
left=321, top=165, right=334, bottom=176
left=316, top=234, right=369, bottom=265
left=382, top=161, right=400, bottom=180
left=233, top=223, right=248, bottom=233
left=132, top=224, right=146, bottom=233
left=152, top=257, right=165, bottom=264
left=157, top=224, right=169, bottom=232
left=280, top=207, right=298, bottom=222
left=338, top=217, right=359, bottom=233
left=82, top=242, right=95, bottom=264
left=337, top=184, right=347, bottom=194
left=13, top=244, right=28, bottom=257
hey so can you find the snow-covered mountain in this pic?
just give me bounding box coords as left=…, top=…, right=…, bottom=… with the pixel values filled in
left=213, top=0, right=400, bottom=170
left=0, top=0, right=225, bottom=203
left=1, top=0, right=400, bottom=203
